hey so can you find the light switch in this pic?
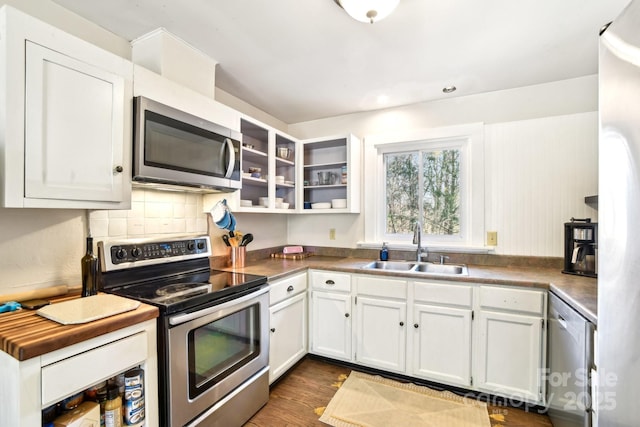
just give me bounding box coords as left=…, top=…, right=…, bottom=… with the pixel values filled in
left=487, top=231, right=498, bottom=246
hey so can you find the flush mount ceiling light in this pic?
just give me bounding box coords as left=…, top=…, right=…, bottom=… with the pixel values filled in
left=335, top=0, right=400, bottom=24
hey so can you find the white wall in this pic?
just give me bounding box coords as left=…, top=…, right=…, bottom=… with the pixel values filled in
left=287, top=77, right=599, bottom=256
left=484, top=112, right=598, bottom=256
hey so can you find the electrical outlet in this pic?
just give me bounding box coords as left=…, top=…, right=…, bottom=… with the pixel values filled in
left=487, top=231, right=498, bottom=246
left=329, top=228, right=336, bottom=240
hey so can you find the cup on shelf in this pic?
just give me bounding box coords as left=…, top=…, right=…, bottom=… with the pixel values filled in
left=248, top=167, right=261, bottom=179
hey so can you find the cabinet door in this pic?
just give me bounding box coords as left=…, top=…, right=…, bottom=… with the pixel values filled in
left=310, top=291, right=351, bottom=361
left=412, top=303, right=472, bottom=387
left=475, top=310, right=544, bottom=403
left=269, top=293, right=307, bottom=384
left=355, top=296, right=406, bottom=373
left=24, top=41, right=126, bottom=203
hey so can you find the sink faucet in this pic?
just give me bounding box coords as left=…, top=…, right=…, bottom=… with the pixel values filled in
left=413, top=221, right=428, bottom=262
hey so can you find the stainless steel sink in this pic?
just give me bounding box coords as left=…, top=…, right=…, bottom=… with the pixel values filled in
left=361, top=260, right=468, bottom=275
left=362, top=261, right=416, bottom=271
left=413, top=262, right=467, bottom=275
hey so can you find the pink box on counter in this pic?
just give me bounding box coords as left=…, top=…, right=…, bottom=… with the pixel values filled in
left=283, top=246, right=303, bottom=254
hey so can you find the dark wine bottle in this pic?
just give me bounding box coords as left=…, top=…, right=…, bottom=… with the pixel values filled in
left=81, top=236, right=99, bottom=297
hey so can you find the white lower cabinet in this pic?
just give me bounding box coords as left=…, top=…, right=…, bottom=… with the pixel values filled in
left=353, top=275, right=407, bottom=373
left=309, top=270, right=352, bottom=361
left=268, top=272, right=308, bottom=384
left=307, top=271, right=547, bottom=406
left=0, top=320, right=158, bottom=427
left=413, top=304, right=473, bottom=386
left=411, top=280, right=473, bottom=387
left=474, top=285, right=547, bottom=404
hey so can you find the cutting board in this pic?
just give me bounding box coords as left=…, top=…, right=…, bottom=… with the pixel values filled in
left=36, top=294, right=140, bottom=325
left=271, top=252, right=314, bottom=260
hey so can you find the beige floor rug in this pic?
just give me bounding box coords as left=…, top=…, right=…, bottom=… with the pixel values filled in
left=319, top=371, right=491, bottom=427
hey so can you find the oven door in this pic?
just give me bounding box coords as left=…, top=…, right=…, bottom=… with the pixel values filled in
left=167, top=286, right=269, bottom=427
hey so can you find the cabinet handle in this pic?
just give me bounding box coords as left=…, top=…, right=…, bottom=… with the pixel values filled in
left=270, top=327, right=275, bottom=333
left=325, top=280, right=335, bottom=285
left=414, top=323, right=419, bottom=328
left=286, top=285, right=294, bottom=292
left=114, top=165, right=124, bottom=173
left=345, top=313, right=350, bottom=318
left=399, top=322, right=404, bottom=327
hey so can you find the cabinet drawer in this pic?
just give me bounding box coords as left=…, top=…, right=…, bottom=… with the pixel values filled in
left=270, top=272, right=308, bottom=306
left=413, top=281, right=473, bottom=308
left=354, top=275, right=407, bottom=299
left=479, top=286, right=545, bottom=315
left=310, top=270, right=351, bottom=292
left=41, top=331, right=148, bottom=407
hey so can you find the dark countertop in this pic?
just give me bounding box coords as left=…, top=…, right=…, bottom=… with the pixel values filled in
left=221, top=255, right=598, bottom=324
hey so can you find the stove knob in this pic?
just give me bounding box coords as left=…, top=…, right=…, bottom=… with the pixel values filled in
left=131, top=247, right=141, bottom=258
left=187, top=241, right=196, bottom=251
left=115, top=248, right=127, bottom=259
left=197, top=241, right=206, bottom=250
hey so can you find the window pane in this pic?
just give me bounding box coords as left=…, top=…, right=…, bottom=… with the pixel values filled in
left=384, top=152, right=419, bottom=234
left=422, top=149, right=460, bottom=235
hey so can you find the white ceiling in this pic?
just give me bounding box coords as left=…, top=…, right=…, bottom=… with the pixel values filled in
left=51, top=0, right=629, bottom=124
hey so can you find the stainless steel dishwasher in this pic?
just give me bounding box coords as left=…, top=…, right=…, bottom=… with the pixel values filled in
left=547, top=292, right=594, bottom=427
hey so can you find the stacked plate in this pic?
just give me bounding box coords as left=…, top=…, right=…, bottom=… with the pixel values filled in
left=311, top=202, right=331, bottom=209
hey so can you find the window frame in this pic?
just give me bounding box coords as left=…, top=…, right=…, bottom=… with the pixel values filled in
left=362, top=123, right=485, bottom=250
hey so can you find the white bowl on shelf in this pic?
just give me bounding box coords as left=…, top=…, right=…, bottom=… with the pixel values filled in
left=331, top=198, right=347, bottom=209
left=311, top=202, right=331, bottom=209
left=275, top=197, right=284, bottom=204
left=240, top=200, right=252, bottom=207
left=258, top=197, right=269, bottom=207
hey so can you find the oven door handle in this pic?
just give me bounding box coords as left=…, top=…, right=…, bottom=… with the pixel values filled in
left=168, top=285, right=269, bottom=326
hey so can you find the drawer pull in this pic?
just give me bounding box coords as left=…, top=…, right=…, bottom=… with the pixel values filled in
left=345, top=313, right=350, bottom=318
left=287, top=285, right=294, bottom=292
left=270, top=328, right=276, bottom=333
left=399, top=322, right=404, bottom=327
left=326, top=280, right=335, bottom=285
left=414, top=323, right=419, bottom=328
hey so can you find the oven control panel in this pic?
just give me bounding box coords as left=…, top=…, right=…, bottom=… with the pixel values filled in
left=98, top=236, right=212, bottom=271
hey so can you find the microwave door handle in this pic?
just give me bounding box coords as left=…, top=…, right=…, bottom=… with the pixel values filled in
left=222, top=138, right=235, bottom=179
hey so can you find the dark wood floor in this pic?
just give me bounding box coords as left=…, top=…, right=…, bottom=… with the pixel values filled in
left=245, top=357, right=553, bottom=427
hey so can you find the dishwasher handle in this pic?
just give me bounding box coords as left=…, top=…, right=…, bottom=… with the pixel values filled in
left=557, top=314, right=567, bottom=330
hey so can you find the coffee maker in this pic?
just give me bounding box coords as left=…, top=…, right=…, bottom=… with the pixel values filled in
left=562, top=218, right=597, bottom=278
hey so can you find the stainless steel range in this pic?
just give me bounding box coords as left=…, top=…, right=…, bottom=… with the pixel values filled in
left=98, top=235, right=269, bottom=427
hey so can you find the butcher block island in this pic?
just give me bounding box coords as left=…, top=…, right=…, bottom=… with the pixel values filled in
left=0, top=293, right=159, bottom=427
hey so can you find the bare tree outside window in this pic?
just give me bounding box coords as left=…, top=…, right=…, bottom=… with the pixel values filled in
left=385, top=149, right=461, bottom=236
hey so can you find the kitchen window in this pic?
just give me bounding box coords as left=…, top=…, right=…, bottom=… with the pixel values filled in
left=363, top=123, right=485, bottom=250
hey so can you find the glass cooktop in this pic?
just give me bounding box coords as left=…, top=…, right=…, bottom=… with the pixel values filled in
left=104, top=268, right=268, bottom=314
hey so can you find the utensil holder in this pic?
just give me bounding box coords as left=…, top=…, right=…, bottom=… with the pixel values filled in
left=228, top=246, right=246, bottom=268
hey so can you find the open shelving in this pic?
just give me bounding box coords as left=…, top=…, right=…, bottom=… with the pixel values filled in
left=300, top=135, right=360, bottom=213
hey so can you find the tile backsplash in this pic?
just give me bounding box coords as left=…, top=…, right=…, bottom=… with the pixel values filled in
left=89, top=188, right=208, bottom=240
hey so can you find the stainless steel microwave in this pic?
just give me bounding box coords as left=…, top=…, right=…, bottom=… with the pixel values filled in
left=133, top=96, right=241, bottom=192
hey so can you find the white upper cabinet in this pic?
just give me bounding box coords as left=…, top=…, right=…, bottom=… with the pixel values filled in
left=0, top=6, right=133, bottom=209
left=299, top=134, right=361, bottom=213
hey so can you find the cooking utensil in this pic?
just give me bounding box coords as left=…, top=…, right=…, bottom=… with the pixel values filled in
left=240, top=233, right=253, bottom=246
left=222, top=235, right=231, bottom=247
